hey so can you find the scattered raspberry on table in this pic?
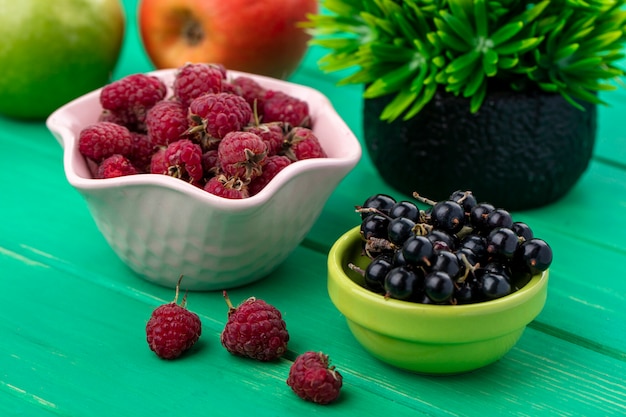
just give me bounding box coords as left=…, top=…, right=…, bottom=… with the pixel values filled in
left=287, top=351, right=343, bottom=405
left=145, top=276, right=202, bottom=360
left=220, top=291, right=289, bottom=361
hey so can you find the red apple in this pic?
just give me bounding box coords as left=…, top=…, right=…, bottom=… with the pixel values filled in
left=138, top=0, right=318, bottom=80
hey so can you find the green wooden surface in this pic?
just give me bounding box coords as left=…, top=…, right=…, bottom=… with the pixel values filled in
left=2, top=1, right=626, bottom=415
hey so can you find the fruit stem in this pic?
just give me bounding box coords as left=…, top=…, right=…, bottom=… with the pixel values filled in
left=354, top=206, right=393, bottom=221
left=222, top=290, right=236, bottom=311
left=347, top=263, right=365, bottom=276
left=174, top=274, right=184, bottom=304
left=412, top=192, right=437, bottom=206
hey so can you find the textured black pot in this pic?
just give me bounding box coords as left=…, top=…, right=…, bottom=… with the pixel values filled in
left=363, top=88, right=597, bottom=211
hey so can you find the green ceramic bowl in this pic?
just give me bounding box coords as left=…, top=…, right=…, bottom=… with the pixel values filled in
left=327, top=226, right=549, bottom=375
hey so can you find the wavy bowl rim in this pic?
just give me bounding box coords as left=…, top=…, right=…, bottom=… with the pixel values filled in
left=45, top=68, right=362, bottom=211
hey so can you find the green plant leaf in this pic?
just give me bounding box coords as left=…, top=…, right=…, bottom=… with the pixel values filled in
left=490, top=22, right=524, bottom=46
left=498, top=56, right=519, bottom=69
left=469, top=81, right=487, bottom=113
left=495, top=36, right=544, bottom=54
left=364, top=60, right=421, bottom=97
left=464, top=70, right=486, bottom=97
left=446, top=50, right=481, bottom=73
left=437, top=30, right=471, bottom=52
left=555, top=43, right=580, bottom=60
left=483, top=50, right=499, bottom=76
left=474, top=0, right=489, bottom=38
left=380, top=88, right=418, bottom=121
left=578, top=30, right=623, bottom=52
left=439, top=11, right=476, bottom=41
left=403, top=82, right=438, bottom=120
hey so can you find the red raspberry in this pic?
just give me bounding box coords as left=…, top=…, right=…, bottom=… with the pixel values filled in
left=78, top=121, right=133, bottom=162
left=100, top=73, right=167, bottom=131
left=173, top=63, right=225, bottom=108
left=187, top=92, right=253, bottom=148
left=218, top=131, right=268, bottom=181
left=145, top=276, right=202, bottom=360
left=201, top=149, right=220, bottom=176
left=129, top=132, right=154, bottom=173
left=248, top=155, right=291, bottom=196
left=146, top=100, right=189, bottom=147
left=231, top=76, right=267, bottom=115
left=245, top=121, right=287, bottom=156
left=203, top=175, right=249, bottom=199
left=220, top=291, right=289, bottom=361
left=150, top=147, right=168, bottom=175
left=287, top=351, right=343, bottom=405
left=283, top=127, right=327, bottom=161
left=163, top=139, right=204, bottom=184
left=96, top=154, right=138, bottom=179
left=262, top=90, right=310, bottom=128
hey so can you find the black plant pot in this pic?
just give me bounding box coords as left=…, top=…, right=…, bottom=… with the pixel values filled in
left=363, top=88, right=597, bottom=211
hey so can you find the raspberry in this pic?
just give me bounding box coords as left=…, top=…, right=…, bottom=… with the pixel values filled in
left=218, top=131, right=268, bottom=181
left=129, top=132, right=154, bottom=173
left=145, top=276, right=202, bottom=360
left=187, top=92, right=253, bottom=148
left=245, top=121, right=287, bottom=156
left=173, top=63, right=225, bottom=108
left=96, top=154, right=138, bottom=179
left=163, top=139, right=204, bottom=185
left=248, top=155, right=291, bottom=196
left=282, top=127, right=327, bottom=161
left=203, top=175, right=249, bottom=199
left=262, top=90, right=310, bottom=128
left=287, top=351, right=343, bottom=405
left=146, top=100, right=189, bottom=147
left=78, top=121, right=133, bottom=162
left=150, top=147, right=167, bottom=175
left=231, top=76, right=267, bottom=115
left=100, top=73, right=167, bottom=131
left=201, top=149, right=220, bottom=176
left=220, top=291, right=289, bottom=361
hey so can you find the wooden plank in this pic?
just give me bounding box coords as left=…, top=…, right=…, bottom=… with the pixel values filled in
left=1, top=243, right=625, bottom=416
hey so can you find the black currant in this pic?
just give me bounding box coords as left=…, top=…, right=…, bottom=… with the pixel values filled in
left=389, top=200, right=421, bottom=222
left=513, top=238, right=553, bottom=275
left=431, top=250, right=461, bottom=280
left=454, top=277, right=481, bottom=304
left=479, top=272, right=512, bottom=300
left=392, top=249, right=408, bottom=267
left=449, top=190, right=477, bottom=218
left=360, top=194, right=396, bottom=219
left=459, top=234, right=487, bottom=259
left=426, top=229, right=459, bottom=251
left=364, top=255, right=393, bottom=292
left=384, top=266, right=423, bottom=301
left=429, top=200, right=465, bottom=234
left=512, top=221, right=534, bottom=241
left=360, top=214, right=389, bottom=240
left=486, top=227, right=519, bottom=259
left=401, top=235, right=435, bottom=267
left=424, top=271, right=454, bottom=303
left=486, top=208, right=514, bottom=230
left=469, top=202, right=495, bottom=233
left=387, top=217, right=416, bottom=246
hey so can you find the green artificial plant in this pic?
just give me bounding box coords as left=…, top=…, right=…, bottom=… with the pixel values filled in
left=303, top=0, right=626, bottom=122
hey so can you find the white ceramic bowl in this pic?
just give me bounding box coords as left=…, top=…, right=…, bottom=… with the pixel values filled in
left=46, top=69, right=361, bottom=290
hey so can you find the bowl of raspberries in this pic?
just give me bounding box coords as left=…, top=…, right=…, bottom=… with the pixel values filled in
left=46, top=63, right=361, bottom=290
left=327, top=191, right=551, bottom=374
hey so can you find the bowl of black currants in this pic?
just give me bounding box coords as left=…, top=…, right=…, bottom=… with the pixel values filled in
left=327, top=190, right=551, bottom=374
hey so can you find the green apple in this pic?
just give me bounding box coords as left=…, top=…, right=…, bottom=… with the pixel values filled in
left=0, top=0, right=125, bottom=119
